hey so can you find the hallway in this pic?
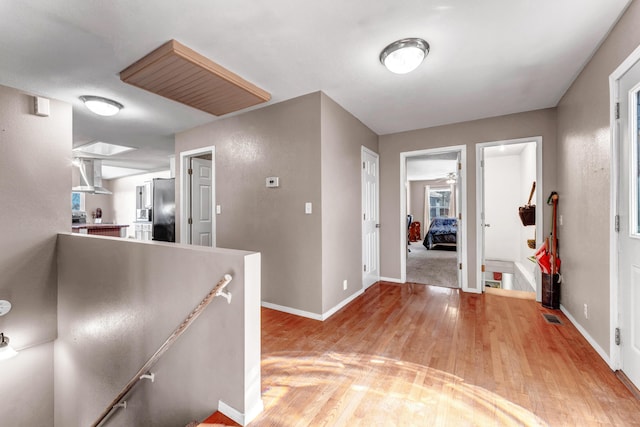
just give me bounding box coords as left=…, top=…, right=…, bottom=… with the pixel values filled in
left=253, top=282, right=640, bottom=426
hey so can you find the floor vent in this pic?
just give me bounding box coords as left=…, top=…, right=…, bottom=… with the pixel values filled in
left=542, top=313, right=562, bottom=325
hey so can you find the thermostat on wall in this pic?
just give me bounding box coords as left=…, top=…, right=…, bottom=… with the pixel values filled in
left=266, top=177, right=280, bottom=188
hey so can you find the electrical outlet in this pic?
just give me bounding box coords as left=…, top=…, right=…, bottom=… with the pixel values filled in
left=343, top=279, right=348, bottom=290
left=584, top=303, right=588, bottom=319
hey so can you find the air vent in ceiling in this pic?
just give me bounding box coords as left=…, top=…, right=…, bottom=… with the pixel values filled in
left=120, top=40, right=271, bottom=116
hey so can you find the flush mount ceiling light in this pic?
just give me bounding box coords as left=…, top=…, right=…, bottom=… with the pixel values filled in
left=380, top=38, right=429, bottom=74
left=80, top=95, right=124, bottom=117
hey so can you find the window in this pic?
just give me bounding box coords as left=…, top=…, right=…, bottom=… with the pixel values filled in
left=429, top=189, right=451, bottom=220
left=71, top=191, right=85, bottom=211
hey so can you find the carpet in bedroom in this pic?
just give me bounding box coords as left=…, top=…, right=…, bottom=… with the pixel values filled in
left=406, top=241, right=458, bottom=288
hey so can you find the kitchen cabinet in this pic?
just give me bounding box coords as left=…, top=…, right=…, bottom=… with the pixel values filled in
left=134, top=222, right=152, bottom=241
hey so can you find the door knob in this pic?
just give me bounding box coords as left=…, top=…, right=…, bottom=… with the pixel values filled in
left=376, top=224, right=381, bottom=228
left=484, top=223, right=491, bottom=227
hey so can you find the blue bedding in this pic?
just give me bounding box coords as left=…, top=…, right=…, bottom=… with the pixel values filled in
left=423, top=217, right=457, bottom=249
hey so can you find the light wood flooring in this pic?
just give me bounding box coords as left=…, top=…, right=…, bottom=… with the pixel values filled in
left=250, top=282, right=640, bottom=426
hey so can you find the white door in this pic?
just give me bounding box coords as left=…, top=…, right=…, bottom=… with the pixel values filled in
left=618, top=57, right=640, bottom=389
left=455, top=156, right=463, bottom=287
left=190, top=157, right=214, bottom=246
left=478, top=148, right=488, bottom=286
left=362, top=148, right=380, bottom=289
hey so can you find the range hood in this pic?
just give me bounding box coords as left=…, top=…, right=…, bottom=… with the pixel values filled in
left=72, top=158, right=112, bottom=195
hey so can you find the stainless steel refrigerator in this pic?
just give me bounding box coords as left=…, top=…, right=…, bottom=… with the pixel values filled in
left=152, top=178, right=175, bottom=242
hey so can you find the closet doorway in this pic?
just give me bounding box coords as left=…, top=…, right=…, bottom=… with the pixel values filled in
left=476, top=137, right=542, bottom=299
left=401, top=146, right=467, bottom=290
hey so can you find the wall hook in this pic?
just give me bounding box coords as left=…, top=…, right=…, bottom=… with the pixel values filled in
left=139, top=372, right=155, bottom=382
left=113, top=401, right=127, bottom=410
left=215, top=274, right=232, bottom=304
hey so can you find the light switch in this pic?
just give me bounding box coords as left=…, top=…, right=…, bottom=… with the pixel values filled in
left=216, top=205, right=221, bottom=215
left=305, top=202, right=312, bottom=214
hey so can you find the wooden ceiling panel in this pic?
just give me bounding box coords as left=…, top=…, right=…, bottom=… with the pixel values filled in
left=121, top=40, right=271, bottom=116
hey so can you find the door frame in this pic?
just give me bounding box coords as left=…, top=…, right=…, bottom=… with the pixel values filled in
left=475, top=136, right=543, bottom=299
left=400, top=145, right=468, bottom=291
left=608, top=43, right=640, bottom=371
left=362, top=146, right=380, bottom=289
left=179, top=146, right=216, bottom=246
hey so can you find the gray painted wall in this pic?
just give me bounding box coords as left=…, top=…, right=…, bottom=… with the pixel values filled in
left=176, top=91, right=378, bottom=317
left=0, top=85, right=71, bottom=426
left=556, top=0, right=640, bottom=354
left=379, top=108, right=557, bottom=289
left=55, top=234, right=261, bottom=426
left=176, top=92, right=323, bottom=314
left=319, top=93, right=378, bottom=312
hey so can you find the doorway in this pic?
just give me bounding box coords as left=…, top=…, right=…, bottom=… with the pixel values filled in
left=362, top=147, right=380, bottom=289
left=611, top=44, right=640, bottom=389
left=400, top=146, right=467, bottom=290
left=179, top=146, right=216, bottom=246
left=476, top=138, right=542, bottom=299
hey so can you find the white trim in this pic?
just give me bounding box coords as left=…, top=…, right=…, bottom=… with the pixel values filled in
left=262, top=289, right=366, bottom=322
left=400, top=145, right=468, bottom=291
left=322, top=288, right=365, bottom=320
left=608, top=43, right=640, bottom=371
left=475, top=136, right=543, bottom=301
left=560, top=305, right=613, bottom=369
left=178, top=146, right=216, bottom=246
left=380, top=276, right=404, bottom=284
left=261, top=301, right=323, bottom=321
left=218, top=399, right=263, bottom=427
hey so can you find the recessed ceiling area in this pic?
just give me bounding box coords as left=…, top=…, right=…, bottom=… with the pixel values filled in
left=0, top=1, right=630, bottom=176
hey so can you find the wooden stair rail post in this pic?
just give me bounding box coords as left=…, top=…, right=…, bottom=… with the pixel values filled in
left=92, top=274, right=233, bottom=427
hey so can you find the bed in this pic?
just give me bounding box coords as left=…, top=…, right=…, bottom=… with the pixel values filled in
left=423, top=217, right=457, bottom=250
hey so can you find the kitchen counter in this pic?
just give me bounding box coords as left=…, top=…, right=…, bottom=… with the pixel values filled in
left=72, top=224, right=130, bottom=238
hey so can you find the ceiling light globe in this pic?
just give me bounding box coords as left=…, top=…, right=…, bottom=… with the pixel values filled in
left=80, top=96, right=124, bottom=117
left=380, top=38, right=429, bottom=74
left=0, top=334, right=17, bottom=361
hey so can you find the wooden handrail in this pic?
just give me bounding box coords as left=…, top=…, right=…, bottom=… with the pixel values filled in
left=92, top=274, right=233, bottom=427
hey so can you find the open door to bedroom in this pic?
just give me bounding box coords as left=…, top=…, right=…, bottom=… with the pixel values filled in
left=404, top=148, right=463, bottom=289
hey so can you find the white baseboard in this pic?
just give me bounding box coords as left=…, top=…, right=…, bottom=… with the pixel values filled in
left=218, top=400, right=243, bottom=426
left=262, top=289, right=366, bottom=322
left=560, top=304, right=612, bottom=368
left=321, top=288, right=364, bottom=320
left=463, top=286, right=482, bottom=294
left=261, top=301, right=322, bottom=321
left=380, top=276, right=404, bottom=284
left=217, top=399, right=264, bottom=426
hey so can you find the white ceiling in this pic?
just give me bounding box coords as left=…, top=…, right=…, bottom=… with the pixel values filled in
left=0, top=1, right=630, bottom=176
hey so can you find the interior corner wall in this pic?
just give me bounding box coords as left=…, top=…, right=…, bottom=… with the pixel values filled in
left=175, top=92, right=323, bottom=315
left=556, top=0, right=640, bottom=355
left=519, top=144, right=537, bottom=279
left=484, top=155, right=522, bottom=261
left=319, top=93, right=378, bottom=313
left=0, top=84, right=71, bottom=425
left=378, top=108, right=557, bottom=290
